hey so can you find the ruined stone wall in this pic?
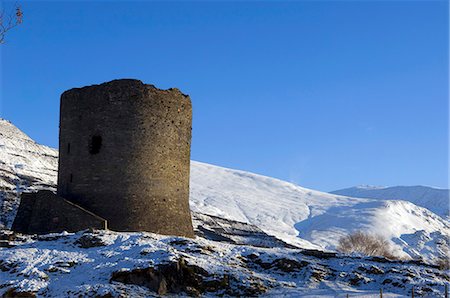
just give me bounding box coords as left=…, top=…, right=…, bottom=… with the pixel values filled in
left=57, top=79, right=194, bottom=237
left=12, top=191, right=107, bottom=234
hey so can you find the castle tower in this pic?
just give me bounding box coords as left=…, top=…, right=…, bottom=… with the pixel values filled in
left=57, top=79, right=194, bottom=237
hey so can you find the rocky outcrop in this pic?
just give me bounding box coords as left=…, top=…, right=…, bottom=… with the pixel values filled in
left=192, top=212, right=294, bottom=248
left=111, top=258, right=267, bottom=297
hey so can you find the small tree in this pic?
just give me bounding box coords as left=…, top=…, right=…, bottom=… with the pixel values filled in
left=337, top=231, right=396, bottom=259
left=0, top=4, right=23, bottom=44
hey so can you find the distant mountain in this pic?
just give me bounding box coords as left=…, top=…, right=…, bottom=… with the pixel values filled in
left=331, top=185, right=449, bottom=218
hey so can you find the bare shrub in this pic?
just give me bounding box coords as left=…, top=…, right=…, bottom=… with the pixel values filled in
left=435, top=256, right=449, bottom=270
left=337, top=231, right=396, bottom=259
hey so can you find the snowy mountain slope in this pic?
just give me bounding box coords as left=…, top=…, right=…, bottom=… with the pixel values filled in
left=190, top=161, right=370, bottom=249
left=331, top=185, right=449, bottom=218
left=0, top=119, right=448, bottom=263
left=0, top=119, right=58, bottom=227
left=294, top=200, right=449, bottom=260
left=0, top=119, right=58, bottom=189
left=0, top=229, right=447, bottom=297
left=190, top=162, right=449, bottom=261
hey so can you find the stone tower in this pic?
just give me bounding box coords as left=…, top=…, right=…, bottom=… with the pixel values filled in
left=57, top=79, right=194, bottom=237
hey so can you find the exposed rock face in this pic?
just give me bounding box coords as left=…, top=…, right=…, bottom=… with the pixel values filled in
left=110, top=258, right=268, bottom=297
left=57, top=79, right=194, bottom=237
left=192, top=212, right=295, bottom=248
left=11, top=190, right=106, bottom=234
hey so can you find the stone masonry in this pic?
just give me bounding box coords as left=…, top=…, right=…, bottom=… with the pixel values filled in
left=11, top=191, right=107, bottom=234
left=56, top=79, right=194, bottom=237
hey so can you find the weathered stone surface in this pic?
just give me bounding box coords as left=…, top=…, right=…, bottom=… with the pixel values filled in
left=11, top=191, right=107, bottom=234
left=299, top=249, right=337, bottom=259
left=110, top=258, right=268, bottom=297
left=192, top=212, right=296, bottom=248
left=57, top=79, right=194, bottom=237
left=242, top=253, right=309, bottom=272
left=110, top=258, right=206, bottom=296
left=75, top=233, right=109, bottom=248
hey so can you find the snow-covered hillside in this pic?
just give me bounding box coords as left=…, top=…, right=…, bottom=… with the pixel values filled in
left=1, top=118, right=449, bottom=297
left=0, top=119, right=448, bottom=263
left=331, top=185, right=449, bottom=218
left=0, top=119, right=58, bottom=227
left=0, top=119, right=58, bottom=189
left=190, top=162, right=449, bottom=262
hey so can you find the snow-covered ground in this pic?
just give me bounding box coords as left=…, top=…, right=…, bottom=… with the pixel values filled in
left=0, top=118, right=449, bottom=296
left=0, top=229, right=447, bottom=297
left=331, top=185, right=449, bottom=219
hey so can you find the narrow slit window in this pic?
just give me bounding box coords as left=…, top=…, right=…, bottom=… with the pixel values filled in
left=69, top=173, right=73, bottom=182
left=89, top=135, right=102, bottom=154
left=67, top=143, right=71, bottom=154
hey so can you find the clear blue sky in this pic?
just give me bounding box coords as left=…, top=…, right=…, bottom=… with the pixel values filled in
left=0, top=0, right=448, bottom=191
